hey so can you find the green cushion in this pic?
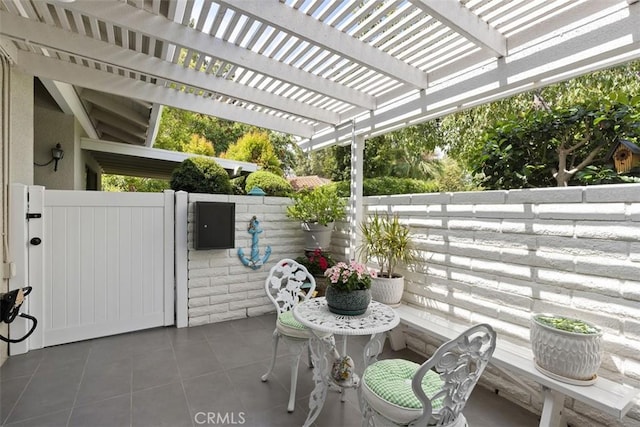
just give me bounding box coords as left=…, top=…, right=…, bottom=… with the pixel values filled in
left=363, top=359, right=444, bottom=410
left=278, top=311, right=305, bottom=330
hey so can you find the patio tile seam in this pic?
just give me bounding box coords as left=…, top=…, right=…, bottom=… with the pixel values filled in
left=0, top=369, right=36, bottom=426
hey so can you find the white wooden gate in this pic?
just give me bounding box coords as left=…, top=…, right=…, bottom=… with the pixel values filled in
left=9, top=185, right=174, bottom=353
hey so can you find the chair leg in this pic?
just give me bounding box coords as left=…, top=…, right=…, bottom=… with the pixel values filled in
left=288, top=343, right=305, bottom=412
left=361, top=399, right=375, bottom=427
left=307, top=340, right=314, bottom=368
left=261, top=329, right=280, bottom=382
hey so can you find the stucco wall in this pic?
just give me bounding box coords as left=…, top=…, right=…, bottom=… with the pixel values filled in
left=330, top=184, right=640, bottom=426
left=1, top=64, right=34, bottom=365
left=186, top=194, right=307, bottom=326
left=33, top=102, right=76, bottom=190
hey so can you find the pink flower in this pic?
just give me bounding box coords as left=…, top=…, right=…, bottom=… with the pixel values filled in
left=323, top=260, right=372, bottom=291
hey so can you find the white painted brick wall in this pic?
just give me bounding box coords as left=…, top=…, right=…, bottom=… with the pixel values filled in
left=185, top=194, right=308, bottom=326
left=370, top=183, right=640, bottom=425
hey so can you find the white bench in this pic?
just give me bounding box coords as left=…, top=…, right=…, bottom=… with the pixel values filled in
left=388, top=304, right=640, bottom=427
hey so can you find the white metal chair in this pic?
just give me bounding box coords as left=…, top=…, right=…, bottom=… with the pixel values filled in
left=361, top=323, right=496, bottom=427
left=261, top=258, right=329, bottom=412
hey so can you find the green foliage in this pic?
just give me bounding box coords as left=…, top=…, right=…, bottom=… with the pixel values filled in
left=294, top=146, right=331, bottom=177
left=326, top=122, right=441, bottom=181
left=102, top=175, right=170, bottom=192
left=576, top=165, right=640, bottom=185
left=358, top=213, right=415, bottom=278
left=230, top=176, right=247, bottom=195
left=223, top=131, right=283, bottom=176
left=443, top=60, right=640, bottom=170
left=182, top=135, right=215, bottom=156
left=433, top=158, right=479, bottom=192
left=330, top=177, right=439, bottom=197
left=327, top=145, right=352, bottom=182
left=295, top=249, right=335, bottom=276
left=155, top=107, right=250, bottom=155
left=474, top=92, right=640, bottom=189
left=169, top=157, right=232, bottom=194
left=534, top=315, right=599, bottom=334
left=286, top=186, right=346, bottom=225
left=155, top=106, right=298, bottom=165
left=244, top=170, right=293, bottom=196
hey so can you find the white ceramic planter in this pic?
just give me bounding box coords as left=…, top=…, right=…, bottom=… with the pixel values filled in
left=530, top=313, right=603, bottom=384
left=301, top=221, right=334, bottom=251
left=370, top=276, right=404, bottom=307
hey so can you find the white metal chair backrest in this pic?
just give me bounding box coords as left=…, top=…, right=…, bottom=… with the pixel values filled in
left=264, top=258, right=316, bottom=317
left=411, top=323, right=496, bottom=427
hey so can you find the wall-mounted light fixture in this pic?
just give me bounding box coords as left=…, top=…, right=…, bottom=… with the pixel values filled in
left=34, top=143, right=64, bottom=172
left=51, top=143, right=64, bottom=171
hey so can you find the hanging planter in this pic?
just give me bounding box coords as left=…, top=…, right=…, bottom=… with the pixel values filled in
left=530, top=313, right=603, bottom=385
left=286, top=186, right=346, bottom=251
left=301, top=221, right=334, bottom=251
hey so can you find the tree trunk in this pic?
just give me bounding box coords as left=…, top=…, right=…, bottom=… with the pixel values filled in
left=556, top=149, right=570, bottom=186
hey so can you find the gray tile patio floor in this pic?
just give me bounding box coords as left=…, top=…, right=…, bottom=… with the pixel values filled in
left=0, top=314, right=540, bottom=427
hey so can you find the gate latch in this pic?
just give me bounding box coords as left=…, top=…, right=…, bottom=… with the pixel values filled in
left=26, top=213, right=41, bottom=220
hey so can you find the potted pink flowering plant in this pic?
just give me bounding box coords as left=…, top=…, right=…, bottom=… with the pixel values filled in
left=324, top=261, right=372, bottom=315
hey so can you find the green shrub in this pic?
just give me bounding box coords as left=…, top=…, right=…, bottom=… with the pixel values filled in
left=170, top=157, right=232, bottom=194
left=244, top=170, right=293, bottom=196
left=286, top=186, right=346, bottom=225
left=230, top=176, right=247, bottom=195
left=330, top=177, right=438, bottom=197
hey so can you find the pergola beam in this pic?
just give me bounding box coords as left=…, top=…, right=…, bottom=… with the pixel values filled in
left=90, top=108, right=148, bottom=141
left=60, top=1, right=376, bottom=110
left=96, top=122, right=145, bottom=146
left=17, top=51, right=315, bottom=137
left=300, top=4, right=640, bottom=149
left=38, top=79, right=100, bottom=139
left=0, top=12, right=339, bottom=125
left=81, top=89, right=149, bottom=129
left=219, top=0, right=429, bottom=89
left=145, top=104, right=163, bottom=147
left=409, top=0, right=507, bottom=57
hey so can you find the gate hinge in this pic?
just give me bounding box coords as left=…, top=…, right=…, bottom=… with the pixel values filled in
left=26, top=213, right=41, bottom=220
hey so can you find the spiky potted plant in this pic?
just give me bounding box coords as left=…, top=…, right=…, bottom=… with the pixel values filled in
left=358, top=212, right=415, bottom=307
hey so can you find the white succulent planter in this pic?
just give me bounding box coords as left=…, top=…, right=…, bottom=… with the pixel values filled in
left=370, top=275, right=404, bottom=307
left=301, top=221, right=334, bottom=251
left=530, top=313, right=603, bottom=385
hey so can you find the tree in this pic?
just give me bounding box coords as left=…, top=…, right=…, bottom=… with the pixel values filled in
left=222, top=131, right=283, bottom=175
left=102, top=175, right=169, bottom=192
left=442, top=60, right=640, bottom=170
left=324, top=122, right=440, bottom=181
left=154, top=107, right=250, bottom=155
left=475, top=92, right=640, bottom=189
left=182, top=134, right=214, bottom=156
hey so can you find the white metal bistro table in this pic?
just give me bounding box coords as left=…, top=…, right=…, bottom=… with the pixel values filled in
left=293, top=297, right=400, bottom=427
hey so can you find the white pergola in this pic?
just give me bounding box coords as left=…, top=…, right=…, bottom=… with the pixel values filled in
left=2, top=0, right=638, bottom=251
left=1, top=0, right=638, bottom=149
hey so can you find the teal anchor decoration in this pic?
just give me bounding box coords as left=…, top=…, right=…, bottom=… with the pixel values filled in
left=238, top=216, right=271, bottom=270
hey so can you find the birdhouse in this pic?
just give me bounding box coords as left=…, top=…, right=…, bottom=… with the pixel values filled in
left=608, top=140, right=640, bottom=174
